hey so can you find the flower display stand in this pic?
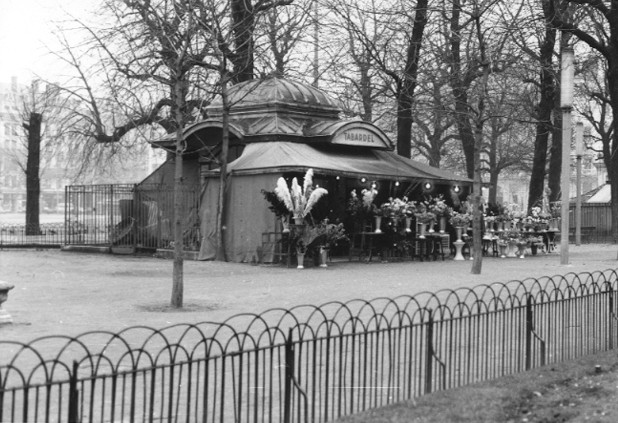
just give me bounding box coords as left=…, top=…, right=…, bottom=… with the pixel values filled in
left=453, top=240, right=466, bottom=261
left=405, top=217, right=412, bottom=233
left=418, top=223, right=427, bottom=239
left=319, top=247, right=329, bottom=268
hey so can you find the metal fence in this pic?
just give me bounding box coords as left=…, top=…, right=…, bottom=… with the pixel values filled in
left=64, top=184, right=201, bottom=251
left=0, top=223, right=65, bottom=248
left=1, top=269, right=617, bottom=422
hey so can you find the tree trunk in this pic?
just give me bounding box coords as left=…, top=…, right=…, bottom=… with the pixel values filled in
left=395, top=0, right=428, bottom=158
left=171, top=79, right=187, bottom=308
left=547, top=107, right=562, bottom=203
left=231, top=0, right=255, bottom=83
left=215, top=77, right=230, bottom=262
left=25, top=112, right=42, bottom=235
left=449, top=0, right=475, bottom=179
left=528, top=22, right=556, bottom=212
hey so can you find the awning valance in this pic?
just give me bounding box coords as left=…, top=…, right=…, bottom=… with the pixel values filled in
left=205, top=141, right=470, bottom=184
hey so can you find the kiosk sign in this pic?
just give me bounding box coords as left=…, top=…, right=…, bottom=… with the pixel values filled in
left=332, top=127, right=387, bottom=148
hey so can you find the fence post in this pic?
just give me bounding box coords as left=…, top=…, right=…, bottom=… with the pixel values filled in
left=609, top=287, right=614, bottom=350
left=284, top=328, right=294, bottom=423
left=525, top=295, right=533, bottom=371
left=68, top=360, right=79, bottom=423
left=424, top=310, right=434, bottom=394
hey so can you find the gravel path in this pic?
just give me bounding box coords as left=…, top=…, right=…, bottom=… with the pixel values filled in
left=0, top=245, right=616, bottom=343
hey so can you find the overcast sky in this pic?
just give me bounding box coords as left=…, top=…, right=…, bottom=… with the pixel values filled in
left=0, top=0, right=98, bottom=84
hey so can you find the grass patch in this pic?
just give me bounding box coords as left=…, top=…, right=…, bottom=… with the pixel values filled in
left=337, top=349, right=618, bottom=422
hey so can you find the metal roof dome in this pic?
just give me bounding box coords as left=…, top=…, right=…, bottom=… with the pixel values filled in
left=207, top=76, right=342, bottom=118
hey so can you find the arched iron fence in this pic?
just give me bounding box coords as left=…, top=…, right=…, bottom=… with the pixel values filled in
left=1, top=270, right=617, bottom=422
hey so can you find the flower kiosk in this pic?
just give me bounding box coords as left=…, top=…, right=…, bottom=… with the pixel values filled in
left=151, top=76, right=471, bottom=264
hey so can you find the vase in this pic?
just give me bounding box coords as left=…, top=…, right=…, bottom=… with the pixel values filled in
left=319, top=246, right=329, bottom=268
left=374, top=216, right=382, bottom=233
left=439, top=216, right=446, bottom=233
left=405, top=217, right=412, bottom=233
left=428, top=220, right=435, bottom=233
left=455, top=226, right=464, bottom=242
left=517, top=242, right=527, bottom=259
left=296, top=252, right=305, bottom=269
left=497, top=221, right=504, bottom=231
left=294, top=216, right=304, bottom=225
left=499, top=243, right=507, bottom=258
left=418, top=223, right=427, bottom=239
left=281, top=216, right=290, bottom=233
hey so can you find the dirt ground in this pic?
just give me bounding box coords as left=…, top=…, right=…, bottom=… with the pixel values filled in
left=0, top=245, right=617, bottom=344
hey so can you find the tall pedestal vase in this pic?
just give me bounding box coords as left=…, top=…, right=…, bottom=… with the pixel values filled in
left=374, top=216, right=383, bottom=233
left=418, top=223, right=427, bottom=239
left=454, top=226, right=465, bottom=260
left=428, top=220, right=436, bottom=233
left=439, top=216, right=447, bottom=233
left=296, top=251, right=305, bottom=269
left=281, top=215, right=290, bottom=233
left=319, top=247, right=329, bottom=268
left=405, top=217, right=413, bottom=233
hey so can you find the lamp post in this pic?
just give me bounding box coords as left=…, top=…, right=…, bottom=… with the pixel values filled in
left=560, top=47, right=574, bottom=265
left=575, top=121, right=584, bottom=246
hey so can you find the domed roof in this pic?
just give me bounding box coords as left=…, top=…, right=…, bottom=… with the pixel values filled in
left=207, top=76, right=342, bottom=117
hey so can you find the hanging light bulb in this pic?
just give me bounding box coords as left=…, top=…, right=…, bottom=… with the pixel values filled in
left=394, top=181, right=400, bottom=187
left=361, top=177, right=367, bottom=183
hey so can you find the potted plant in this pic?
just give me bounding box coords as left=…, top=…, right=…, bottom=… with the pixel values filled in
left=449, top=212, right=471, bottom=242
left=415, top=209, right=436, bottom=239
left=274, top=169, right=328, bottom=225
left=428, top=195, right=450, bottom=233
left=402, top=198, right=417, bottom=232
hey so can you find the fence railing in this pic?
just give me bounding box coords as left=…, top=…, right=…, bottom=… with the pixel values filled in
left=0, top=223, right=65, bottom=248
left=64, top=184, right=201, bottom=251
left=1, top=270, right=617, bottom=422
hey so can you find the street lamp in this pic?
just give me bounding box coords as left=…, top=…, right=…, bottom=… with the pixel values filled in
left=560, top=47, right=574, bottom=265
left=575, top=122, right=584, bottom=246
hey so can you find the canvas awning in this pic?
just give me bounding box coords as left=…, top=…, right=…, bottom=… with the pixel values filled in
left=587, top=184, right=611, bottom=203
left=206, top=141, right=470, bottom=184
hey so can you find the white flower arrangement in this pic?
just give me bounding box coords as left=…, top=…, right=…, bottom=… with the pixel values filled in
left=274, top=169, right=328, bottom=219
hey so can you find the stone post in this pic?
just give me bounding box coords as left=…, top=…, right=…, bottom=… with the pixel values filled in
left=0, top=280, right=15, bottom=324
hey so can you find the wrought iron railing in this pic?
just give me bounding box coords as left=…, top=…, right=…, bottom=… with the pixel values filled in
left=0, top=223, right=65, bottom=248
left=1, top=270, right=617, bottom=422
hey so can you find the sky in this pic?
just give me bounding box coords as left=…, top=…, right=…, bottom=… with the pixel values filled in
left=0, top=0, right=98, bottom=84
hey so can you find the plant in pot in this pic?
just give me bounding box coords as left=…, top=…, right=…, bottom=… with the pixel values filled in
left=428, top=195, right=451, bottom=233
left=449, top=212, right=471, bottom=242
left=313, top=219, right=349, bottom=267
left=274, top=168, right=328, bottom=225
left=415, top=207, right=436, bottom=239
left=402, top=198, right=417, bottom=232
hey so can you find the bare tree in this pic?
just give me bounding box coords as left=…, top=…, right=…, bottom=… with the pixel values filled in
left=546, top=0, right=618, bottom=242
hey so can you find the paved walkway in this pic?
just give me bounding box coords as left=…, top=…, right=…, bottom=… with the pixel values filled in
left=0, top=245, right=616, bottom=343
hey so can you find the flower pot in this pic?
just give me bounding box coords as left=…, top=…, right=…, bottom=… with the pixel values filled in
left=405, top=217, right=412, bottom=233
left=374, top=216, right=382, bottom=233
left=294, top=217, right=304, bottom=225
left=439, top=216, right=446, bottom=233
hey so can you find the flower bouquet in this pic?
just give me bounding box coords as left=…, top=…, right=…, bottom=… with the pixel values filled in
left=449, top=212, right=471, bottom=227
left=275, top=169, right=328, bottom=225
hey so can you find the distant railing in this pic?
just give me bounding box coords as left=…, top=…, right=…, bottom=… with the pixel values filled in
left=0, top=223, right=65, bottom=248
left=1, top=270, right=617, bottom=422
